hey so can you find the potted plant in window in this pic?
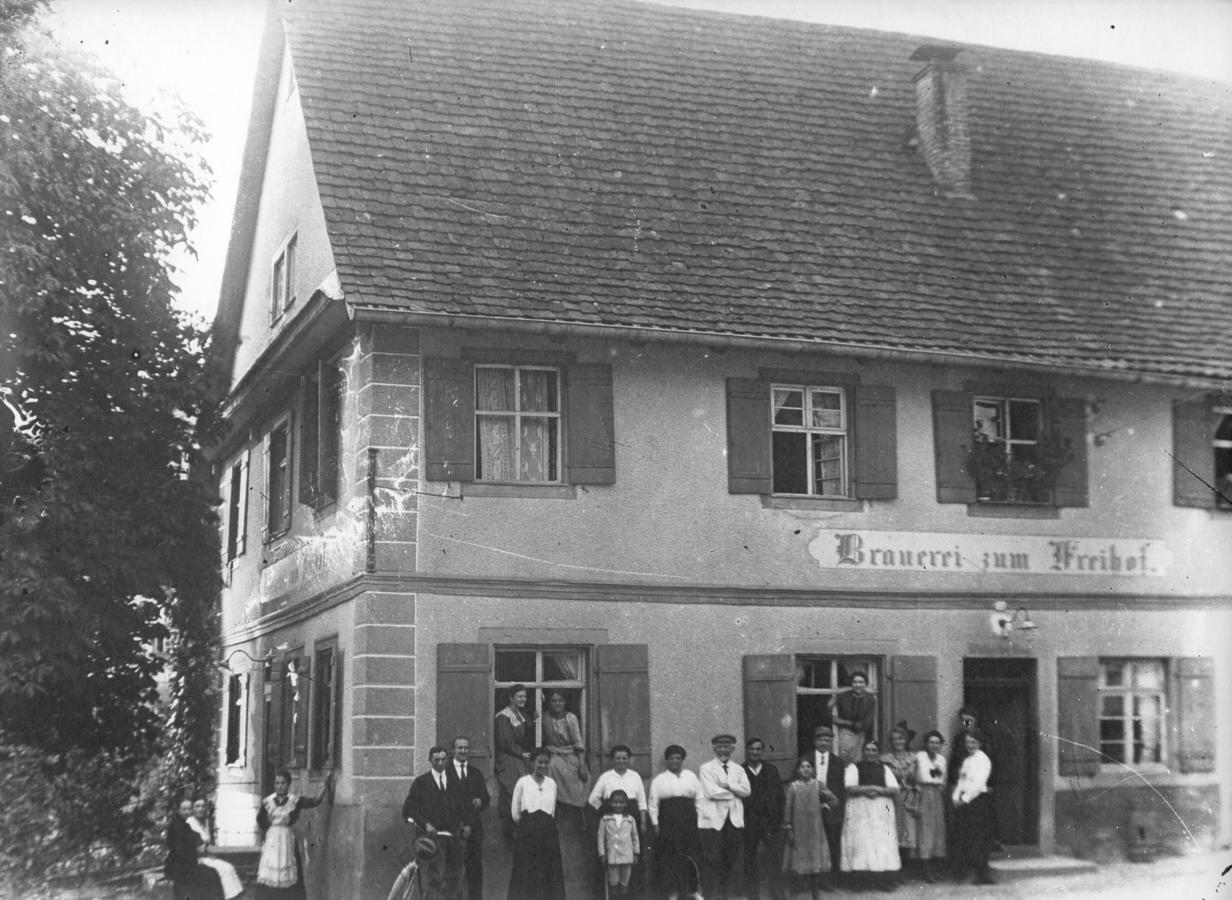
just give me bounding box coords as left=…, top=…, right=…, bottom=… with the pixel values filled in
left=967, top=427, right=1072, bottom=503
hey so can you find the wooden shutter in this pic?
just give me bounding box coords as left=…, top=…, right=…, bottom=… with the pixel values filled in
left=1052, top=397, right=1089, bottom=507
left=236, top=452, right=250, bottom=556
left=260, top=432, right=271, bottom=545
left=888, top=656, right=937, bottom=736
left=932, top=390, right=977, bottom=503
left=278, top=418, right=293, bottom=534
left=596, top=644, right=652, bottom=778
left=726, top=378, right=772, bottom=494
left=1056, top=657, right=1100, bottom=777
left=298, top=374, right=320, bottom=505
left=853, top=384, right=898, bottom=500
left=292, top=656, right=311, bottom=768
left=1175, top=657, right=1215, bottom=773
left=424, top=358, right=476, bottom=482
left=742, top=655, right=796, bottom=778
left=565, top=364, right=616, bottom=484
left=437, top=644, right=492, bottom=769
left=1173, top=399, right=1217, bottom=508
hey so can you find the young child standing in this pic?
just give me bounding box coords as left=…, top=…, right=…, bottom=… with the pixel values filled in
left=783, top=757, right=837, bottom=900
left=598, top=789, right=641, bottom=898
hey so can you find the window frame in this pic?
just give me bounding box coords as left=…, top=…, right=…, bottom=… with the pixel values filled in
left=225, top=451, right=250, bottom=561
left=282, top=651, right=307, bottom=769
left=310, top=639, right=340, bottom=771
left=1212, top=407, right=1232, bottom=508
left=493, top=645, right=589, bottom=749
left=794, top=654, right=883, bottom=754
left=770, top=382, right=851, bottom=498
left=225, top=671, right=250, bottom=768
left=270, top=232, right=298, bottom=323
left=1097, top=657, right=1168, bottom=773
left=474, top=364, right=564, bottom=485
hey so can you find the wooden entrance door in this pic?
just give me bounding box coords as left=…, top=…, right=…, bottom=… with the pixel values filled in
left=963, top=658, right=1039, bottom=845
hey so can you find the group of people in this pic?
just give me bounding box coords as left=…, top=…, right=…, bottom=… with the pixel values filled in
left=484, top=678, right=999, bottom=899
left=164, top=769, right=332, bottom=900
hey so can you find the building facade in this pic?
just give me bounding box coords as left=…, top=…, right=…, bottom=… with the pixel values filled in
left=207, top=1, right=1232, bottom=897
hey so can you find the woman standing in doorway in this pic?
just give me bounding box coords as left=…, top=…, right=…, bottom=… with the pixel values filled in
left=829, top=671, right=877, bottom=764
left=495, top=684, right=533, bottom=837
left=950, top=732, right=996, bottom=885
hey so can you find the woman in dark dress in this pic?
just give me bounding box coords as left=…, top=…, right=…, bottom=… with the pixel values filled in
left=648, top=745, right=703, bottom=899
left=950, top=731, right=996, bottom=885
left=508, top=747, right=566, bottom=900
left=166, top=796, right=224, bottom=900
left=495, top=684, right=533, bottom=837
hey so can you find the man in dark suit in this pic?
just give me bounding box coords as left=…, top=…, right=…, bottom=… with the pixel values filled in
left=446, top=735, right=490, bottom=900
left=812, top=725, right=848, bottom=888
left=742, top=737, right=786, bottom=900
left=403, top=745, right=463, bottom=892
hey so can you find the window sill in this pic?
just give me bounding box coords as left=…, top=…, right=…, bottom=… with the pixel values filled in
left=463, top=483, right=578, bottom=500
left=967, top=503, right=1060, bottom=519
left=761, top=495, right=863, bottom=511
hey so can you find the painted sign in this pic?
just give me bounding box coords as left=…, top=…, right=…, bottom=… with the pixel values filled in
left=807, top=530, right=1170, bottom=577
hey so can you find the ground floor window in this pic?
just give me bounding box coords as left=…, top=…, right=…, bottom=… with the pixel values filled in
left=795, top=655, right=881, bottom=756
left=1099, top=658, right=1165, bottom=766
left=493, top=647, right=588, bottom=746
left=225, top=673, right=248, bottom=766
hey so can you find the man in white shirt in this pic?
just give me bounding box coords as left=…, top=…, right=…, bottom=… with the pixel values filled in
left=697, top=733, right=751, bottom=900
left=588, top=744, right=649, bottom=832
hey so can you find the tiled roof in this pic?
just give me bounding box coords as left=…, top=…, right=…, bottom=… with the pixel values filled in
left=281, top=0, right=1232, bottom=383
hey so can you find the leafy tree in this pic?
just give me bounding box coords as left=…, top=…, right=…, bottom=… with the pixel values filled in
left=0, top=4, right=220, bottom=765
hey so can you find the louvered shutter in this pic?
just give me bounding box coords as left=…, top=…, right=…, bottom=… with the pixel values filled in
left=596, top=645, right=652, bottom=778
left=889, top=656, right=937, bottom=736
left=424, top=358, right=476, bottom=482
left=1056, top=657, right=1101, bottom=777
left=853, top=384, right=898, bottom=500
left=1173, top=399, right=1217, bottom=508
left=742, top=654, right=796, bottom=778
left=932, top=390, right=977, bottom=503
left=236, top=452, right=250, bottom=556
left=726, top=378, right=772, bottom=494
left=1052, top=397, right=1089, bottom=507
left=437, top=644, right=493, bottom=771
left=565, top=364, right=616, bottom=484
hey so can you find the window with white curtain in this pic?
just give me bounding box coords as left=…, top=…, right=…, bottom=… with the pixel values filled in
left=771, top=384, right=849, bottom=496
left=1099, top=659, right=1166, bottom=767
left=475, top=365, right=561, bottom=483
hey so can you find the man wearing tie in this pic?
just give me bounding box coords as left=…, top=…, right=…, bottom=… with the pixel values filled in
left=697, top=733, right=752, bottom=900
left=446, top=735, right=490, bottom=900
left=403, top=746, right=463, bottom=891
left=812, top=725, right=849, bottom=889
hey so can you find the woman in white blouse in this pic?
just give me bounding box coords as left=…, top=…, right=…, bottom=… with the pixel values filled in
left=508, top=747, right=566, bottom=900
left=913, top=730, right=948, bottom=881
left=950, top=731, right=996, bottom=885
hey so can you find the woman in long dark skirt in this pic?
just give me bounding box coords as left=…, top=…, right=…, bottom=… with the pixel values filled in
left=950, top=731, right=996, bottom=885
left=508, top=747, right=566, bottom=900
left=648, top=745, right=703, bottom=899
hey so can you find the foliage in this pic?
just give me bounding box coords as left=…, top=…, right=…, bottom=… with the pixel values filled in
left=0, top=8, right=220, bottom=767
left=0, top=736, right=167, bottom=890
left=967, top=427, right=1073, bottom=503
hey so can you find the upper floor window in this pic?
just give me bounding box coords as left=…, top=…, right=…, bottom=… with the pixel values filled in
left=1098, top=659, right=1165, bottom=767
left=425, top=356, right=614, bottom=488
left=933, top=387, right=1087, bottom=510
left=771, top=384, right=849, bottom=496
left=727, top=374, right=897, bottom=502
left=475, top=365, right=562, bottom=483
left=270, top=233, right=297, bottom=323
left=265, top=418, right=292, bottom=540
left=223, top=451, right=250, bottom=562
left=1213, top=413, right=1232, bottom=508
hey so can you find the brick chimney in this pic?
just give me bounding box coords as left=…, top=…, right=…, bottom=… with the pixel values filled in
left=910, top=44, right=973, bottom=199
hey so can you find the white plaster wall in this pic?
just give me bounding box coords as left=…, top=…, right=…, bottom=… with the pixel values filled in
left=230, top=42, right=338, bottom=388
left=415, top=332, right=1232, bottom=600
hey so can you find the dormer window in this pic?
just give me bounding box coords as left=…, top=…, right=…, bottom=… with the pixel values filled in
left=270, top=232, right=298, bottom=323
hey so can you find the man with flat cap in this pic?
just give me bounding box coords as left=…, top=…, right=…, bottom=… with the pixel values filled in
left=813, top=725, right=849, bottom=888
left=697, top=734, right=751, bottom=900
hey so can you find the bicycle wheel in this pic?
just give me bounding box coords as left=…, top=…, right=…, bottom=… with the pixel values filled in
left=387, top=859, right=421, bottom=900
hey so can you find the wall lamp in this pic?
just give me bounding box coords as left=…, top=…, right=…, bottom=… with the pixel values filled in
left=989, top=601, right=1038, bottom=640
